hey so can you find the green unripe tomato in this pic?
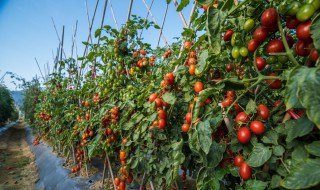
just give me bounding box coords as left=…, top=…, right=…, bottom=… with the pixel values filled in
left=278, top=55, right=288, bottom=63
left=232, top=47, right=240, bottom=59
left=231, top=32, right=240, bottom=47
left=296, top=4, right=316, bottom=22
left=266, top=56, right=277, bottom=64
left=195, top=68, right=201, bottom=76
left=244, top=19, right=255, bottom=31
left=305, top=0, right=320, bottom=10
left=287, top=2, right=302, bottom=16
left=239, top=47, right=249, bottom=57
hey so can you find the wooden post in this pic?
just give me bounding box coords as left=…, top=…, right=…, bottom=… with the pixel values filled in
left=126, top=0, right=134, bottom=22
left=157, top=3, right=169, bottom=47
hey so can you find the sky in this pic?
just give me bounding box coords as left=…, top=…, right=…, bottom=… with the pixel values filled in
left=0, top=0, right=195, bottom=90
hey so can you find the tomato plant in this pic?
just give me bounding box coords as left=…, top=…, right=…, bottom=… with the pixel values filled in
left=23, top=0, right=320, bottom=189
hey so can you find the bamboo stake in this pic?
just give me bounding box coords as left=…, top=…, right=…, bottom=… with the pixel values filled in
left=101, top=153, right=108, bottom=186
left=139, top=172, right=146, bottom=190
left=94, top=0, right=109, bottom=71
left=172, top=0, right=188, bottom=28
left=141, top=0, right=170, bottom=47
left=51, top=18, right=67, bottom=59
left=126, top=0, right=134, bottom=22
left=106, top=153, right=117, bottom=190
left=109, top=0, right=119, bottom=30
left=34, top=58, right=45, bottom=81
left=85, top=0, right=93, bottom=44
left=82, top=0, right=100, bottom=58
left=157, top=3, right=169, bottom=47
left=139, top=0, right=155, bottom=38
left=60, top=26, right=65, bottom=63
left=150, top=181, right=155, bottom=190
left=71, top=20, right=78, bottom=60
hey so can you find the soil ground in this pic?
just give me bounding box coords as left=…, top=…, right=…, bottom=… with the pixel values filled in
left=0, top=120, right=39, bottom=190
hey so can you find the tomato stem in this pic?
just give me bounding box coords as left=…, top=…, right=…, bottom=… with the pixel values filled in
left=227, top=0, right=250, bottom=16
left=277, top=16, right=300, bottom=67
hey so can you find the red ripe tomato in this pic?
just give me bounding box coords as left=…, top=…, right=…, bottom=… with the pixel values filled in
left=181, top=123, right=190, bottom=133
left=224, top=30, right=234, bottom=42
left=202, top=4, right=210, bottom=12
left=250, top=120, right=265, bottom=135
left=235, top=112, right=249, bottom=125
left=126, top=174, right=133, bottom=183
left=226, top=90, right=236, bottom=99
left=257, top=104, right=269, bottom=120
left=255, top=57, right=266, bottom=70
left=247, top=39, right=259, bottom=52
left=285, top=33, right=294, bottom=48
left=295, top=40, right=309, bottom=56
left=253, top=27, right=268, bottom=43
left=266, top=39, right=284, bottom=53
left=234, top=103, right=242, bottom=114
left=154, top=98, right=163, bottom=107
left=226, top=63, right=233, bottom=72
left=260, top=8, right=278, bottom=27
left=205, top=97, right=212, bottom=104
left=188, top=57, right=197, bottom=65
left=149, top=93, right=157, bottom=102
left=194, top=82, right=204, bottom=93
left=234, top=155, right=244, bottom=167
left=240, top=162, right=251, bottom=180
left=165, top=72, right=175, bottom=84
left=265, top=25, right=278, bottom=33
left=286, top=17, right=300, bottom=29
left=237, top=127, right=251, bottom=144
left=266, top=73, right=282, bottom=89
left=189, top=64, right=196, bottom=75
left=222, top=98, right=233, bottom=108
left=158, top=119, right=166, bottom=129
left=119, top=181, right=126, bottom=190
left=185, top=112, right=192, bottom=123
left=274, top=100, right=283, bottom=108
left=296, top=20, right=312, bottom=41
left=184, top=41, right=191, bottom=49
left=158, top=109, right=167, bottom=119
left=310, top=49, right=319, bottom=62
left=114, top=178, right=120, bottom=186
left=140, top=49, right=146, bottom=55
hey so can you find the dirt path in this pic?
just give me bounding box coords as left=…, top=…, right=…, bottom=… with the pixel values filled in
left=0, top=120, right=39, bottom=190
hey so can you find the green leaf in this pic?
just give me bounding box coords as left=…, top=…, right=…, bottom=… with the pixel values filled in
left=305, top=141, right=320, bottom=157
left=197, top=120, right=212, bottom=154
left=177, top=0, right=190, bottom=12
left=246, top=180, right=268, bottom=190
left=196, top=0, right=214, bottom=6
left=162, top=92, right=176, bottom=105
left=207, top=141, right=226, bottom=168
left=311, top=13, right=320, bottom=52
left=206, top=7, right=227, bottom=55
left=245, top=99, right=256, bottom=115
left=271, top=175, right=282, bottom=189
left=282, top=159, right=320, bottom=189
left=273, top=145, right=285, bottom=157
left=261, top=130, right=279, bottom=145
left=296, top=67, right=320, bottom=128
left=292, top=144, right=309, bottom=162
left=285, top=67, right=304, bottom=109
left=285, top=117, right=314, bottom=143
left=247, top=143, right=272, bottom=167
left=197, top=50, right=209, bottom=74
left=94, top=28, right=102, bottom=38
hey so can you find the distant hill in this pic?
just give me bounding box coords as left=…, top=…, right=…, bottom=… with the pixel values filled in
left=10, top=91, right=24, bottom=108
